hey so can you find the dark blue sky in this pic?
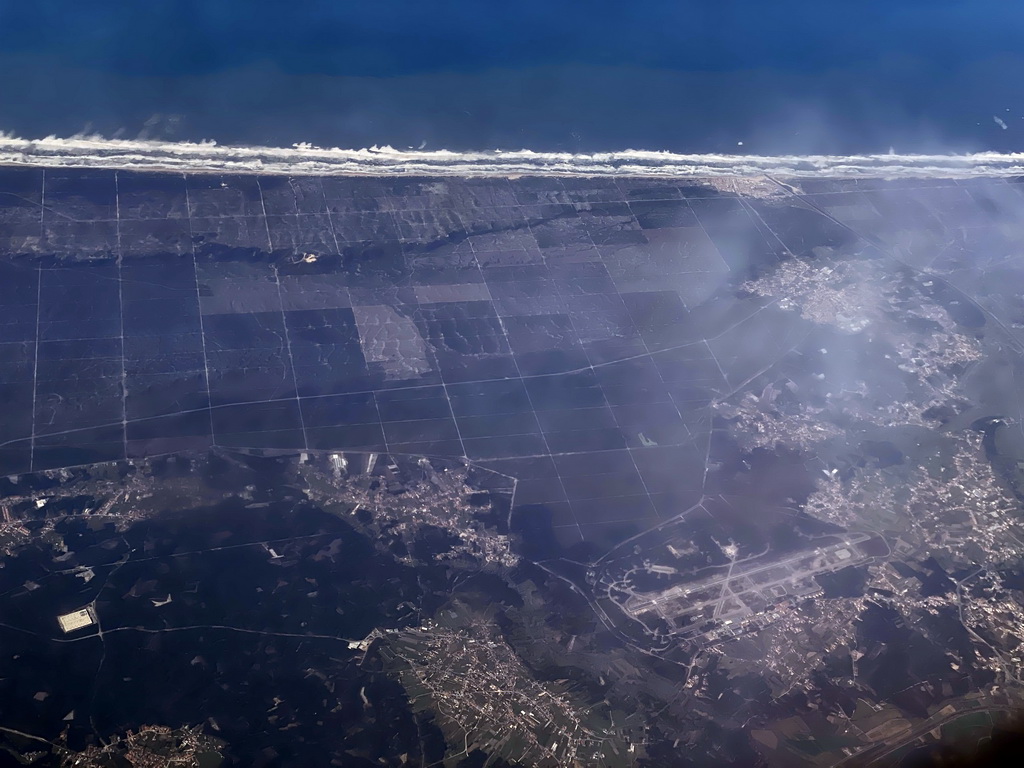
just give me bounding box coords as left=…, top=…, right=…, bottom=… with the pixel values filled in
left=2, top=2, right=1023, bottom=152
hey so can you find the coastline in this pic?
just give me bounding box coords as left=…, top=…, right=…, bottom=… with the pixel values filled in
left=3, top=134, right=1024, bottom=178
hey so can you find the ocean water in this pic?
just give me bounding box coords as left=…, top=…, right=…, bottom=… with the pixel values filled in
left=3, top=2, right=1024, bottom=155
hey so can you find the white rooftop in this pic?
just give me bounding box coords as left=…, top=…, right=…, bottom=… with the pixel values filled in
left=57, top=607, right=96, bottom=634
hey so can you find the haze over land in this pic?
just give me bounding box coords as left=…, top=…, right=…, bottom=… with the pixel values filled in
left=3, top=3, right=1024, bottom=766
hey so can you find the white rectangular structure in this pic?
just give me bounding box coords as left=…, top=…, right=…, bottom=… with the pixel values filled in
left=57, top=607, right=96, bottom=633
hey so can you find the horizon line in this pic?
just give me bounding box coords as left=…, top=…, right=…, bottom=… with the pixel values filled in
left=3, top=133, right=1024, bottom=179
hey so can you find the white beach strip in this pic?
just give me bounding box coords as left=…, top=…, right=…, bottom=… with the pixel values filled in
left=2, top=134, right=1024, bottom=179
